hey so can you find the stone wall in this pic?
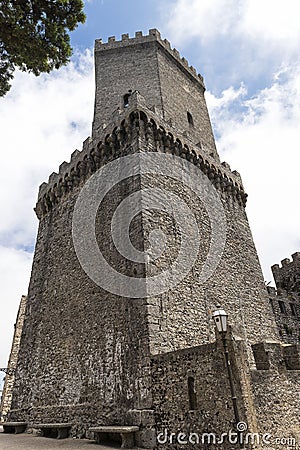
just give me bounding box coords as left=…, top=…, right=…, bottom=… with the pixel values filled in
left=150, top=338, right=246, bottom=450
left=272, top=252, right=300, bottom=293
left=267, top=253, right=300, bottom=344
left=156, top=45, right=217, bottom=157
left=267, top=286, right=299, bottom=343
left=135, top=100, right=278, bottom=355
left=251, top=342, right=300, bottom=448
left=0, top=295, right=27, bottom=421
left=9, top=156, right=152, bottom=430
left=150, top=337, right=300, bottom=449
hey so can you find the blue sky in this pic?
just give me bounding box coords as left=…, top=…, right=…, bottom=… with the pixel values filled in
left=71, top=0, right=159, bottom=50
left=1, top=0, right=300, bottom=381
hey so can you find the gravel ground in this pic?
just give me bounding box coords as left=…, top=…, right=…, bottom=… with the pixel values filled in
left=0, top=428, right=124, bottom=450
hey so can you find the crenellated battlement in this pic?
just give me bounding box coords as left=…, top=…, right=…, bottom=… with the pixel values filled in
left=94, top=29, right=204, bottom=88
left=271, top=252, right=300, bottom=292
left=252, top=342, right=300, bottom=371
left=268, top=252, right=300, bottom=346
left=92, top=28, right=218, bottom=158
left=35, top=92, right=246, bottom=219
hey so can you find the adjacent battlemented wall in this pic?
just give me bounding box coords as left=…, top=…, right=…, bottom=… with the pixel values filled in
left=267, top=253, right=300, bottom=344
left=0, top=295, right=27, bottom=421
left=151, top=338, right=245, bottom=450
left=251, top=342, right=300, bottom=446
left=151, top=337, right=300, bottom=449
left=272, top=252, right=300, bottom=293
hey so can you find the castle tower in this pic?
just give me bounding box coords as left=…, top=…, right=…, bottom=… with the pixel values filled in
left=92, top=29, right=218, bottom=160
left=267, top=253, right=300, bottom=343
left=6, top=30, right=282, bottom=445
left=272, top=252, right=300, bottom=293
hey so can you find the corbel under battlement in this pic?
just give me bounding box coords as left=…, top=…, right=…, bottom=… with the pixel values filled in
left=35, top=92, right=247, bottom=219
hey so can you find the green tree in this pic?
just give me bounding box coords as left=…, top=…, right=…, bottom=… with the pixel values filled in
left=0, top=0, right=86, bottom=96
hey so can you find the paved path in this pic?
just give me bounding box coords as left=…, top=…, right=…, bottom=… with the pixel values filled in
left=0, top=429, right=122, bottom=450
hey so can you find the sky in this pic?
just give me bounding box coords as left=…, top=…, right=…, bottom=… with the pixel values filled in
left=0, top=0, right=300, bottom=379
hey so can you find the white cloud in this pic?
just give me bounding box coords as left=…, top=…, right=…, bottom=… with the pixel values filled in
left=161, top=0, right=239, bottom=42
left=164, top=0, right=300, bottom=49
left=0, top=50, right=94, bottom=246
left=0, top=246, right=32, bottom=367
left=0, top=50, right=94, bottom=368
left=206, top=84, right=247, bottom=111
left=206, top=63, right=300, bottom=283
left=241, top=0, right=300, bottom=45
left=161, top=0, right=300, bottom=88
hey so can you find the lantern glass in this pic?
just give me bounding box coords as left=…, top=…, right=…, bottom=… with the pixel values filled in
left=213, top=309, right=228, bottom=333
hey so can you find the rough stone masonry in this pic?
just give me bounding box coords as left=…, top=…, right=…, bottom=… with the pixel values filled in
left=2, top=29, right=299, bottom=449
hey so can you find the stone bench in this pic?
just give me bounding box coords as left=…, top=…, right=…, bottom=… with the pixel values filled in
left=89, top=426, right=139, bottom=448
left=32, top=423, right=72, bottom=439
left=2, top=422, right=27, bottom=434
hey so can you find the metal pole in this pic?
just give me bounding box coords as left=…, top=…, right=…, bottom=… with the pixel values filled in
left=221, top=332, right=243, bottom=448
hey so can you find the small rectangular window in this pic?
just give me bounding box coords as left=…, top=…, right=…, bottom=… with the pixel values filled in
left=290, top=303, right=297, bottom=316
left=278, top=300, right=286, bottom=314
left=188, top=376, right=197, bottom=410
left=187, top=111, right=194, bottom=127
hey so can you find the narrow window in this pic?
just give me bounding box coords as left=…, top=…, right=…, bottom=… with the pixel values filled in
left=123, top=93, right=130, bottom=108
left=278, top=300, right=286, bottom=314
left=290, top=303, right=297, bottom=316
left=187, top=111, right=194, bottom=127
left=188, top=376, right=197, bottom=410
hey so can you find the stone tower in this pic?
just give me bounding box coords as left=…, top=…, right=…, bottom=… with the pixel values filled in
left=6, top=29, right=296, bottom=448
left=267, top=252, right=300, bottom=343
